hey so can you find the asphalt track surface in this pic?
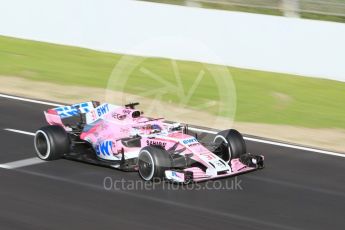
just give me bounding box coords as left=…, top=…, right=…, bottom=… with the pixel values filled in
left=0, top=95, right=344, bottom=230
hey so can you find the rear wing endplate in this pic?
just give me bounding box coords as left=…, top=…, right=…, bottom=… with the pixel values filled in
left=44, top=101, right=99, bottom=127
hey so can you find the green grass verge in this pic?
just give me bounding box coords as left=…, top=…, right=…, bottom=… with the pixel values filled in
left=141, top=0, right=283, bottom=16
left=140, top=0, right=345, bottom=23
left=1, top=35, right=344, bottom=129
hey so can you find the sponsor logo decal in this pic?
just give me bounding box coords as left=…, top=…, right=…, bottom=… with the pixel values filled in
left=146, top=140, right=167, bottom=148
left=97, top=104, right=109, bottom=117
left=55, top=102, right=91, bottom=118
left=172, top=171, right=181, bottom=178
left=123, top=109, right=131, bottom=115
left=96, top=140, right=115, bottom=156
left=188, top=143, right=200, bottom=147
left=182, top=137, right=198, bottom=145
left=112, top=112, right=126, bottom=120
left=215, top=160, right=226, bottom=168
left=199, top=152, right=215, bottom=160
left=91, top=110, right=97, bottom=120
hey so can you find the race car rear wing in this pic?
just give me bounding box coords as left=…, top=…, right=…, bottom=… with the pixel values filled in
left=44, top=101, right=139, bottom=128
left=44, top=101, right=100, bottom=127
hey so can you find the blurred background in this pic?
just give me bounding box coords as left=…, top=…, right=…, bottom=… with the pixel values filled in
left=0, top=0, right=344, bottom=152
left=142, top=0, right=345, bottom=22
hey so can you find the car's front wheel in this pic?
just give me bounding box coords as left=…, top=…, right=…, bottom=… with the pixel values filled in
left=138, top=146, right=172, bottom=181
left=34, top=125, right=70, bottom=161
left=213, top=129, right=246, bottom=162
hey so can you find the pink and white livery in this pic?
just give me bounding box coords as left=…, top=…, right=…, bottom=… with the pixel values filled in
left=34, top=101, right=264, bottom=183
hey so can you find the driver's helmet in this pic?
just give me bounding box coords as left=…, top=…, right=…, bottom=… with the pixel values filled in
left=151, top=124, right=162, bottom=132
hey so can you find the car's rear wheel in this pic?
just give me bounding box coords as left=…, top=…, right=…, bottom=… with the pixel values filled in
left=213, top=129, right=246, bottom=162
left=138, top=146, right=171, bottom=181
left=34, top=125, right=70, bottom=161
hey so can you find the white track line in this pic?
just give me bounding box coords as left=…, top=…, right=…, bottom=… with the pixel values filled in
left=4, top=128, right=35, bottom=136
left=0, top=157, right=45, bottom=169
left=188, top=127, right=345, bottom=158
left=1, top=93, right=344, bottom=158
left=5, top=127, right=345, bottom=158
left=0, top=93, right=63, bottom=107
left=1, top=129, right=45, bottom=169
left=243, top=137, right=345, bottom=158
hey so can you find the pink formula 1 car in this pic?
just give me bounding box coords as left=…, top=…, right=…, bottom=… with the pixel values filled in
left=34, top=101, right=264, bottom=183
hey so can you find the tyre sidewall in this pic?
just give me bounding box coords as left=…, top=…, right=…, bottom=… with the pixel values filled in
left=138, top=146, right=171, bottom=181
left=216, top=129, right=246, bottom=159
left=34, top=125, right=70, bottom=161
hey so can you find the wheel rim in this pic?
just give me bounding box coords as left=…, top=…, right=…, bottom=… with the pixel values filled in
left=213, top=135, right=231, bottom=162
left=34, top=130, right=50, bottom=160
left=138, top=150, right=155, bottom=181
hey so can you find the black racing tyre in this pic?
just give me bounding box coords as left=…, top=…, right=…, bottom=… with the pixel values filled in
left=138, top=146, right=172, bottom=181
left=213, top=129, right=246, bottom=162
left=34, top=125, right=70, bottom=161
